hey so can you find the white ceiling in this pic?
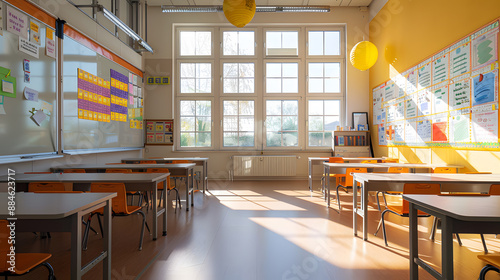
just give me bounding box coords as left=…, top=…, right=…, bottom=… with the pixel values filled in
left=153, top=0, right=372, bottom=8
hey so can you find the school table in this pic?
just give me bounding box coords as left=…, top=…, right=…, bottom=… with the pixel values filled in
left=2, top=172, right=169, bottom=240
left=405, top=194, right=500, bottom=280
left=121, top=157, right=209, bottom=193
left=322, top=162, right=463, bottom=208
left=51, top=163, right=195, bottom=211
left=0, top=192, right=116, bottom=280
left=351, top=173, right=498, bottom=242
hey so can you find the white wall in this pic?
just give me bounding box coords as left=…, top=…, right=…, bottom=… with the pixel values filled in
left=142, top=7, right=371, bottom=179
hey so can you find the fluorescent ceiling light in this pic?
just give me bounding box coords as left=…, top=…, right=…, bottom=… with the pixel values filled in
left=100, top=5, right=154, bottom=53
left=162, top=5, right=330, bottom=13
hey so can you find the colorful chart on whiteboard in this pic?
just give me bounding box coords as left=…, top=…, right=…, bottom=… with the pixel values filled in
left=372, top=20, right=499, bottom=149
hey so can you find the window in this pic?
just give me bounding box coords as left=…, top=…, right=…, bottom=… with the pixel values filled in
left=223, top=100, right=255, bottom=147
left=308, top=62, right=341, bottom=93
left=308, top=100, right=341, bottom=147
left=266, top=100, right=298, bottom=147
left=223, top=63, right=255, bottom=94
left=180, top=63, right=212, bottom=93
left=174, top=25, right=345, bottom=151
left=180, top=100, right=212, bottom=147
left=308, top=31, right=340, bottom=56
left=266, top=31, right=298, bottom=56
left=223, top=31, right=255, bottom=56
left=266, top=63, right=298, bottom=93
left=180, top=31, right=211, bottom=56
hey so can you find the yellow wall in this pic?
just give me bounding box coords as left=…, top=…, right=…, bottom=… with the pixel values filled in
left=369, top=0, right=500, bottom=172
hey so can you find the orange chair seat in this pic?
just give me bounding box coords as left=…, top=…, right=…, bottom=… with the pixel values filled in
left=478, top=254, right=500, bottom=267
left=92, top=204, right=142, bottom=216
left=7, top=253, right=52, bottom=275
left=386, top=205, right=429, bottom=216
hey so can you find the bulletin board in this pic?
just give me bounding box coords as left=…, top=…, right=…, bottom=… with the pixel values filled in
left=62, top=31, right=144, bottom=152
left=145, top=119, right=173, bottom=145
left=373, top=19, right=500, bottom=150
left=0, top=1, right=57, bottom=157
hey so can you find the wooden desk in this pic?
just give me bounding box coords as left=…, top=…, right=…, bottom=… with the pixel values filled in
left=3, top=173, right=169, bottom=240
left=0, top=192, right=116, bottom=280
left=121, top=157, right=209, bottom=193
left=405, top=195, right=500, bottom=280
left=351, top=173, right=497, bottom=241
left=308, top=157, right=388, bottom=191
left=51, top=163, right=195, bottom=211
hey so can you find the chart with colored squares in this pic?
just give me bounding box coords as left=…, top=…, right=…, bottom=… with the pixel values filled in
left=145, top=119, right=173, bottom=145
left=77, top=69, right=111, bottom=122
left=110, top=69, right=129, bottom=123
left=373, top=20, right=500, bottom=150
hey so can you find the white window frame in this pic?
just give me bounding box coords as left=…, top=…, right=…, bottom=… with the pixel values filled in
left=177, top=60, right=214, bottom=96
left=306, top=59, right=344, bottom=95
left=263, top=59, right=302, bottom=95
left=263, top=97, right=302, bottom=149
left=176, top=98, right=214, bottom=150
left=177, top=27, right=215, bottom=58
left=306, top=97, right=344, bottom=149
left=220, top=28, right=258, bottom=58
left=220, top=98, right=258, bottom=150
left=220, top=60, right=258, bottom=96
left=306, top=27, right=345, bottom=58
left=263, top=28, right=301, bottom=58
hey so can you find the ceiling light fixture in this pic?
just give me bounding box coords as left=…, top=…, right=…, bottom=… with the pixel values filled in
left=162, top=5, right=330, bottom=13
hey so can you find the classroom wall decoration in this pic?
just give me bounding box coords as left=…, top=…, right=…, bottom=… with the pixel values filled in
left=77, top=68, right=111, bottom=122
left=373, top=19, right=499, bottom=150
left=145, top=119, right=173, bottom=145
left=110, top=69, right=128, bottom=122
left=128, top=72, right=143, bottom=130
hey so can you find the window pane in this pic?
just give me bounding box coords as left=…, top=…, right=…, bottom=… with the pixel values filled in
left=282, top=100, right=298, bottom=115
left=181, top=63, right=195, bottom=77
left=223, top=132, right=238, bottom=146
left=324, top=116, right=340, bottom=131
left=309, top=100, right=323, bottom=115
left=197, top=63, right=211, bottom=78
left=196, top=101, right=211, bottom=116
left=180, top=32, right=195, bottom=56
left=197, top=117, right=211, bottom=132
left=266, top=63, right=281, bottom=77
left=325, top=100, right=340, bottom=115
left=239, top=132, right=254, bottom=146
left=325, top=78, right=340, bottom=93
left=325, top=63, right=340, bottom=78
left=180, top=31, right=211, bottom=56
left=266, top=32, right=281, bottom=49
left=240, top=63, right=254, bottom=77
left=181, top=79, right=195, bottom=93
left=180, top=101, right=195, bottom=115
left=309, top=78, right=323, bottom=93
left=196, top=132, right=211, bottom=146
left=180, top=133, right=195, bottom=147
left=266, top=31, right=298, bottom=55
left=308, top=31, right=323, bottom=55
left=266, top=116, right=281, bottom=131
left=282, top=32, right=298, bottom=50
left=224, top=79, right=238, bottom=93
left=239, top=116, right=254, bottom=131
left=282, top=63, right=298, bottom=77
left=266, top=132, right=281, bottom=146
left=266, top=100, right=281, bottom=115
left=309, top=116, right=323, bottom=131
left=309, top=63, right=323, bottom=77
left=181, top=116, right=195, bottom=131
left=239, top=32, right=254, bottom=55
left=309, top=132, right=324, bottom=146
left=224, top=116, right=238, bottom=131
left=223, top=32, right=238, bottom=55
left=282, top=116, right=298, bottom=130
left=239, top=79, right=254, bottom=93
left=324, top=31, right=340, bottom=55
left=325, top=132, right=333, bottom=146
left=223, top=101, right=238, bottom=115
left=196, top=32, right=211, bottom=55
left=282, top=78, right=298, bottom=93
left=239, top=101, right=254, bottom=115
left=283, top=132, right=298, bottom=146
left=197, top=79, right=211, bottom=93
left=266, top=78, right=281, bottom=93
left=224, top=63, right=238, bottom=77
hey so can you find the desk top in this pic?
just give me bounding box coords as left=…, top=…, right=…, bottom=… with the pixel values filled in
left=0, top=173, right=169, bottom=183
left=122, top=157, right=208, bottom=162
left=324, top=162, right=464, bottom=169
left=51, top=163, right=195, bottom=172
left=0, top=192, right=116, bottom=219
left=352, top=173, right=500, bottom=184
left=309, top=157, right=387, bottom=162
left=403, top=194, right=500, bottom=222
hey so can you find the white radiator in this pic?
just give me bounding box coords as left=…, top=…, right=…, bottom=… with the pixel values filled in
left=232, top=156, right=297, bottom=177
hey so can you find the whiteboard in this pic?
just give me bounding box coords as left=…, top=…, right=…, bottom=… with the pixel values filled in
left=0, top=2, right=57, bottom=157
left=62, top=36, right=143, bottom=151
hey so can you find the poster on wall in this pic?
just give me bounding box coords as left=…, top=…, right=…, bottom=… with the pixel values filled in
left=145, top=119, right=173, bottom=145
left=449, top=110, right=471, bottom=143
left=471, top=22, right=499, bottom=70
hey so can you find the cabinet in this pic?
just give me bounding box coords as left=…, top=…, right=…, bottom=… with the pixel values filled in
left=332, top=130, right=372, bottom=157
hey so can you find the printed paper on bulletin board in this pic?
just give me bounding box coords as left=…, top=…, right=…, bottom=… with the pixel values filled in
left=372, top=19, right=500, bottom=150
left=145, top=119, right=173, bottom=145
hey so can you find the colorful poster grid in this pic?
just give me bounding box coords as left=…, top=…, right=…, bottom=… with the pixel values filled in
left=110, top=69, right=128, bottom=122
left=77, top=68, right=111, bottom=122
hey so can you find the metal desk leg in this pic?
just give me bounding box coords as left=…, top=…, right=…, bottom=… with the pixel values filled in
left=362, top=184, right=369, bottom=241
left=409, top=202, right=418, bottom=280
left=353, top=179, right=358, bottom=236
left=441, top=216, right=454, bottom=279
left=71, top=212, right=83, bottom=280
left=152, top=186, right=158, bottom=240
left=326, top=165, right=330, bottom=207
left=191, top=168, right=194, bottom=207
left=162, top=178, right=167, bottom=236
left=186, top=168, right=190, bottom=211
left=203, top=161, right=208, bottom=193
left=308, top=159, right=312, bottom=192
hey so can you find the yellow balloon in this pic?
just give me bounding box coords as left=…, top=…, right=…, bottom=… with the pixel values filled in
left=350, top=41, right=378, bottom=71
left=223, top=0, right=256, bottom=28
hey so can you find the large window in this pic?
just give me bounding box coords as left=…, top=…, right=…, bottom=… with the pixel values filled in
left=174, top=25, right=345, bottom=150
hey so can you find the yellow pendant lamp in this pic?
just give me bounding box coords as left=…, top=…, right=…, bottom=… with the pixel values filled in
left=350, top=41, right=378, bottom=71
left=223, top=0, right=256, bottom=28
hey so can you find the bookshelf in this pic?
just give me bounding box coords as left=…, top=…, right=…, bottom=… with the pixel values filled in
left=332, top=130, right=372, bottom=157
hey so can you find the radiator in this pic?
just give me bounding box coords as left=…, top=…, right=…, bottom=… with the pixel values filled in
left=232, top=156, right=297, bottom=177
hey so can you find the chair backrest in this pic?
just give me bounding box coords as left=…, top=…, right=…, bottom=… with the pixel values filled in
left=139, top=160, right=157, bottom=164
left=172, top=160, right=191, bottom=164
left=28, top=182, right=66, bottom=192
left=383, top=159, right=399, bottom=163
left=402, top=183, right=441, bottom=213
left=328, top=157, right=344, bottom=163
left=0, top=220, right=9, bottom=272
left=146, top=168, right=171, bottom=189
left=90, top=182, right=128, bottom=213
left=345, top=168, right=367, bottom=187
left=433, top=167, right=457, bottom=173
left=106, top=168, right=132, bottom=173
left=361, top=160, right=377, bottom=163
left=490, top=184, right=500, bottom=195
left=63, top=169, right=86, bottom=173
left=388, top=167, right=409, bottom=173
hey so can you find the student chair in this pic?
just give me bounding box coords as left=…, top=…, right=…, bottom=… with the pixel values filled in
left=147, top=168, right=181, bottom=212
left=477, top=254, right=500, bottom=280
left=374, top=183, right=441, bottom=246
left=105, top=169, right=142, bottom=205
left=382, top=158, right=399, bottom=163
left=0, top=220, right=55, bottom=280
left=28, top=182, right=65, bottom=192
left=376, top=167, right=410, bottom=211
left=335, top=167, right=367, bottom=211
left=83, top=182, right=149, bottom=251
left=319, top=157, right=345, bottom=193
left=361, top=160, right=377, bottom=163
left=62, top=169, right=86, bottom=173
left=432, top=167, right=457, bottom=173
left=171, top=160, right=198, bottom=195
left=139, top=160, right=157, bottom=164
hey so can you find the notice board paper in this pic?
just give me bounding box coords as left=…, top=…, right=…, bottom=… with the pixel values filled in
left=471, top=110, right=498, bottom=143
